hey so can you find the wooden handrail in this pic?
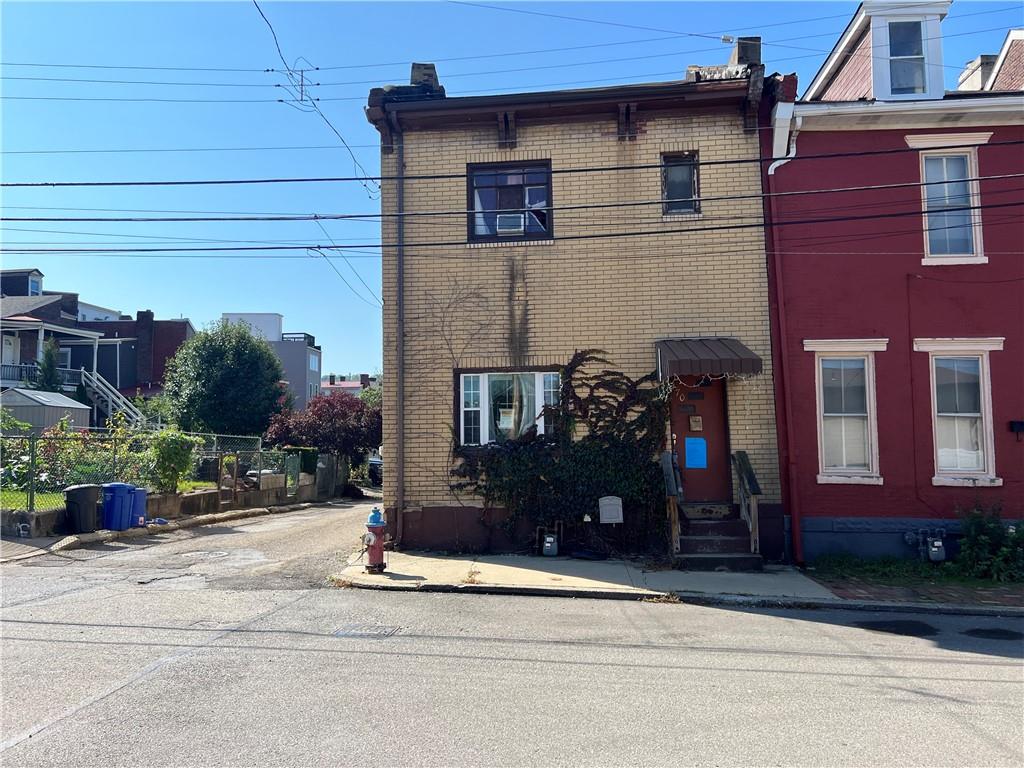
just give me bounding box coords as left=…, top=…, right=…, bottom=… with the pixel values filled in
left=731, top=451, right=761, bottom=554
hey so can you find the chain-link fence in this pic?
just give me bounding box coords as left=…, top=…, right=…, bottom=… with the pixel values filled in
left=1, top=429, right=294, bottom=515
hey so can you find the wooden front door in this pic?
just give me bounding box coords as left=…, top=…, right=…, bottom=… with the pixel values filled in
left=670, top=376, right=731, bottom=502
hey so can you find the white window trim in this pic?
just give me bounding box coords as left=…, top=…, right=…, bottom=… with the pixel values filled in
left=914, top=337, right=1003, bottom=487
left=805, top=339, right=886, bottom=485
left=459, top=371, right=557, bottom=446
left=905, top=132, right=993, bottom=149
left=870, top=14, right=945, bottom=101
left=917, top=147, right=986, bottom=266
left=57, top=347, right=72, bottom=369
left=28, top=277, right=42, bottom=296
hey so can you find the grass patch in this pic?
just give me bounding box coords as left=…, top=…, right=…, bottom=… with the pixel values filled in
left=177, top=480, right=217, bottom=493
left=809, top=553, right=998, bottom=587
left=0, top=490, right=66, bottom=513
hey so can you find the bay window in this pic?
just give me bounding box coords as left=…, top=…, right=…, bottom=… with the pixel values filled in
left=459, top=371, right=559, bottom=445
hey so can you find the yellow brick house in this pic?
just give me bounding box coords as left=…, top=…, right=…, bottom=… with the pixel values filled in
left=365, top=41, right=784, bottom=565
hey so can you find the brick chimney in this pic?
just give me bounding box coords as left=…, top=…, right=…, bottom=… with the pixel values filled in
left=410, top=62, right=441, bottom=90
left=359, top=373, right=370, bottom=389
left=135, top=310, right=155, bottom=385
left=729, top=37, right=762, bottom=67
left=957, top=55, right=997, bottom=91
left=329, top=373, right=337, bottom=385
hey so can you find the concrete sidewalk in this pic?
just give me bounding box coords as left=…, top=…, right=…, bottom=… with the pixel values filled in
left=333, top=550, right=1024, bottom=617
left=335, top=550, right=837, bottom=600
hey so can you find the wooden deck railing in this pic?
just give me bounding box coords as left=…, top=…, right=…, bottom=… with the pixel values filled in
left=731, top=450, right=762, bottom=554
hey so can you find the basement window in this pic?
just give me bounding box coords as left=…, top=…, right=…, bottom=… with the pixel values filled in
left=662, top=153, right=699, bottom=214
left=468, top=163, right=552, bottom=243
left=459, top=371, right=559, bottom=445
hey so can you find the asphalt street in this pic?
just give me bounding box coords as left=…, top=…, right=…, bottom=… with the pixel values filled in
left=1, top=501, right=1022, bottom=767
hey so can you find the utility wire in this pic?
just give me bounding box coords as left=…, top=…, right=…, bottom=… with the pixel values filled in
left=308, top=247, right=382, bottom=308
left=310, top=220, right=383, bottom=306
left=251, top=0, right=379, bottom=196
left=4, top=200, right=1019, bottom=254
left=6, top=173, right=1021, bottom=223
left=5, top=139, right=1022, bottom=188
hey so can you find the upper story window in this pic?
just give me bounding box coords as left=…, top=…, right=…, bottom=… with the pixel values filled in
left=888, top=21, right=926, bottom=95
left=468, top=163, right=552, bottom=243
left=662, top=153, right=700, bottom=214
left=921, top=150, right=983, bottom=263
left=309, top=352, right=319, bottom=372
left=28, top=277, right=42, bottom=295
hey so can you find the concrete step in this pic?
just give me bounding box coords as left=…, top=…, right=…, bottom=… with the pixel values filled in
left=685, top=518, right=749, bottom=537
left=680, top=502, right=734, bottom=520
left=678, top=535, right=751, bottom=555
left=674, top=553, right=763, bottom=572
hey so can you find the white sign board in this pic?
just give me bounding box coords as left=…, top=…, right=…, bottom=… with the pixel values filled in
left=598, top=496, right=623, bottom=525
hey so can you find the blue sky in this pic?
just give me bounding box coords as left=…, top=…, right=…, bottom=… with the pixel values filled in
left=2, top=1, right=1020, bottom=374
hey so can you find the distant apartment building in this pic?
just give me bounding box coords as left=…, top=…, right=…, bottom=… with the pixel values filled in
left=222, top=313, right=323, bottom=410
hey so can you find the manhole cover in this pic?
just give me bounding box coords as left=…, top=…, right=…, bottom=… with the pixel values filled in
left=853, top=620, right=939, bottom=638
left=962, top=628, right=1024, bottom=641
left=334, top=624, right=400, bottom=639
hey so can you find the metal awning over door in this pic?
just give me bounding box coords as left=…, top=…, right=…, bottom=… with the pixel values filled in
left=656, top=337, right=763, bottom=378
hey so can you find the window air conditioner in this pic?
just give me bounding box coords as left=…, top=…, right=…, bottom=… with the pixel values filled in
left=496, top=213, right=525, bottom=235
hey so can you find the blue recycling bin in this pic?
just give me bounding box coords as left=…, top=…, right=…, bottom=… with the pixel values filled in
left=101, top=483, right=134, bottom=531
left=130, top=488, right=148, bottom=528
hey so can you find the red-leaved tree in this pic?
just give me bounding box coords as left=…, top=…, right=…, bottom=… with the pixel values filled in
left=265, top=392, right=382, bottom=462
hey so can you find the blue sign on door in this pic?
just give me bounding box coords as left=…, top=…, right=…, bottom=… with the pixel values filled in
left=684, top=437, right=708, bottom=469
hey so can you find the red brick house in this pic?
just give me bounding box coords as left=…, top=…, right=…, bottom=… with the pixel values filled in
left=764, top=2, right=1023, bottom=561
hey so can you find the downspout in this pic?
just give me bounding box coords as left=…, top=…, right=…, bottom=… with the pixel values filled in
left=392, top=113, right=406, bottom=547
left=767, top=103, right=806, bottom=564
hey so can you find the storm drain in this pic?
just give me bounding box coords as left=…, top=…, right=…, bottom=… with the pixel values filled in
left=962, top=628, right=1024, bottom=642
left=333, top=624, right=400, bottom=639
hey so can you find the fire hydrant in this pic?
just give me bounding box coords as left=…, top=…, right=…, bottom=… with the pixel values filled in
left=363, top=506, right=387, bottom=574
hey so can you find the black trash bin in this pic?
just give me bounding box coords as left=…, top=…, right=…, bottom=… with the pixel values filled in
left=65, top=484, right=101, bottom=534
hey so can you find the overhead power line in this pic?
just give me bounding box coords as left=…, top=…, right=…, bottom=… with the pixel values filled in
left=3, top=200, right=1019, bottom=254
left=6, top=173, right=1021, bottom=223
left=5, top=139, right=1021, bottom=188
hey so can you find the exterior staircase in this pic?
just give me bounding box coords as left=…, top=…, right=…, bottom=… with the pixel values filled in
left=676, top=512, right=763, bottom=571
left=81, top=368, right=147, bottom=427
left=673, top=451, right=764, bottom=572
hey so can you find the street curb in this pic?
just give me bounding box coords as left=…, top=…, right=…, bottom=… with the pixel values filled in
left=332, top=574, right=1024, bottom=617
left=1, top=502, right=319, bottom=563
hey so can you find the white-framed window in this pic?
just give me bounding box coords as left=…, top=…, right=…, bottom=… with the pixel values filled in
left=459, top=371, right=559, bottom=445
left=888, top=20, right=925, bottom=95
left=57, top=347, right=72, bottom=369
left=803, top=339, right=887, bottom=485
left=914, top=338, right=1003, bottom=487
left=309, top=353, right=319, bottom=372
left=919, top=149, right=984, bottom=265
left=28, top=277, right=42, bottom=296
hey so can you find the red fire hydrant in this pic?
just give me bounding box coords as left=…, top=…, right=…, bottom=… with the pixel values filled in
left=364, top=506, right=387, bottom=574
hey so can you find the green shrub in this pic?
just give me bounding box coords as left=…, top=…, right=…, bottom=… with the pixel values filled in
left=956, top=506, right=1024, bottom=583
left=150, top=430, right=204, bottom=494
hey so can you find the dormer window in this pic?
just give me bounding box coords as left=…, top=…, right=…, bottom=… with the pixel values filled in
left=889, top=21, right=926, bottom=94
left=28, top=276, right=42, bottom=295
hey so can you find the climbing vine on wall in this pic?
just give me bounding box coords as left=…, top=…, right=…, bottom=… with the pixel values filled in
left=451, top=350, right=670, bottom=552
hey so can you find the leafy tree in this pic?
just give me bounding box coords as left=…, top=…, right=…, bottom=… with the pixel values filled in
left=32, top=338, right=63, bottom=392
left=132, top=392, right=175, bottom=425
left=164, top=320, right=286, bottom=435
left=358, top=385, right=381, bottom=410
left=265, top=392, right=382, bottom=462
